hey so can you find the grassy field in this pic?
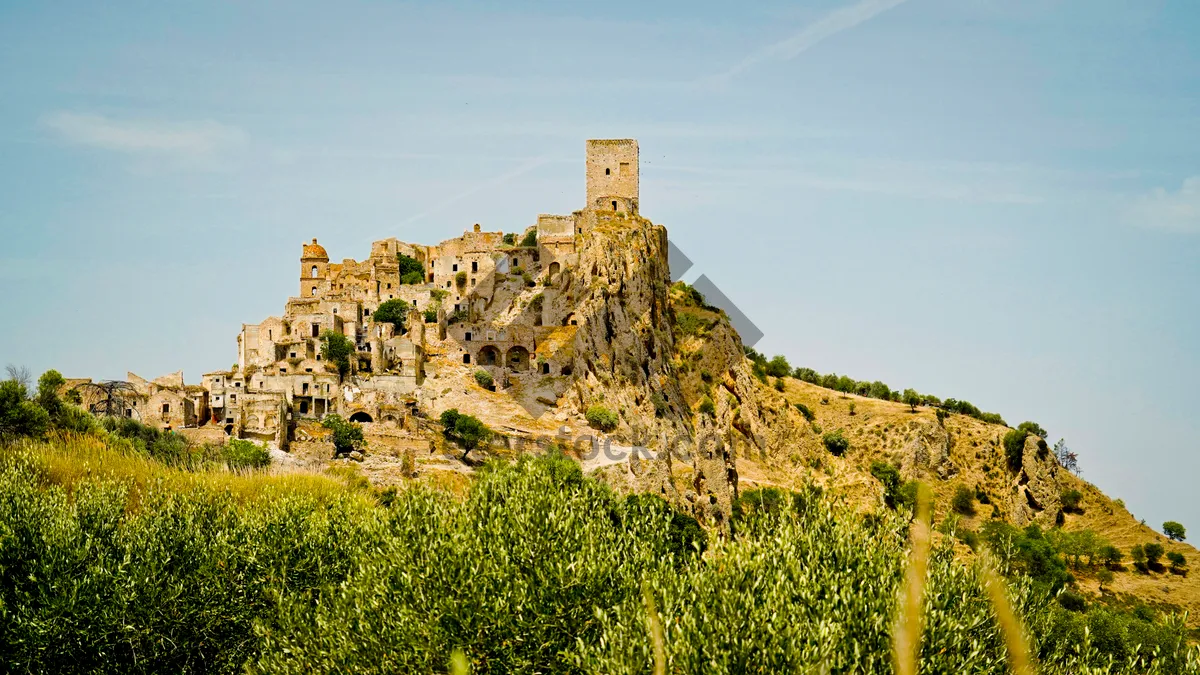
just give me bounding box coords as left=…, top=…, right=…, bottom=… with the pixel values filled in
left=2, top=432, right=1198, bottom=674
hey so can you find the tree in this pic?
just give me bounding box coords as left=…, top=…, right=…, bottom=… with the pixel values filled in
left=502, top=233, right=516, bottom=245
left=1163, top=521, right=1186, bottom=542
left=0, top=379, right=50, bottom=440
left=902, top=388, right=920, bottom=412
left=951, top=485, right=976, bottom=516
left=320, top=330, right=354, bottom=378
left=1003, top=429, right=1027, bottom=472
left=791, top=367, right=818, bottom=383
left=36, top=369, right=66, bottom=418
left=321, top=414, right=365, bottom=457
left=868, top=381, right=892, bottom=401
left=1053, top=438, right=1079, bottom=475
left=1131, top=544, right=1147, bottom=571
left=519, top=230, right=537, bottom=247
left=396, top=253, right=424, bottom=284
left=1167, top=551, right=1186, bottom=573
left=1099, top=545, right=1123, bottom=568
left=439, top=408, right=491, bottom=460
left=765, top=355, right=790, bottom=378
left=1017, top=421, right=1047, bottom=439
left=1096, top=568, right=1114, bottom=591
left=372, top=299, right=409, bottom=333
left=1144, top=542, right=1165, bottom=569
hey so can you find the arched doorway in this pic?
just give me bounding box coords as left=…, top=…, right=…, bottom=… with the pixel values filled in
left=478, top=345, right=500, bottom=366
left=548, top=261, right=560, bottom=278
left=349, top=411, right=374, bottom=424
left=506, top=345, right=530, bottom=371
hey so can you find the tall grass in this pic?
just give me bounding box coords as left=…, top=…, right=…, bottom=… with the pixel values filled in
left=1, top=436, right=1198, bottom=674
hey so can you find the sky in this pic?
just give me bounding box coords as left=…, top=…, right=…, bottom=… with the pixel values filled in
left=1, top=0, right=1198, bottom=530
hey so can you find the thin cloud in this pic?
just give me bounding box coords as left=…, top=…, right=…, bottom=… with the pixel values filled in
left=42, top=112, right=246, bottom=158
left=397, top=156, right=562, bottom=226
left=1127, top=176, right=1200, bottom=234
left=714, top=0, right=909, bottom=82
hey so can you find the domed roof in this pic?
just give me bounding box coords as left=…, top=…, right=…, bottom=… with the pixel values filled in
left=302, top=238, right=328, bottom=260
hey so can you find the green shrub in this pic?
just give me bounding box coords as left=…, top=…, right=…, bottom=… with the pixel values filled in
left=1144, top=542, right=1165, bottom=568
left=822, top=430, right=849, bottom=456
left=1061, top=489, right=1083, bottom=513
left=586, top=405, right=619, bottom=431
left=372, top=299, right=409, bottom=332
left=223, top=438, right=271, bottom=469
left=1057, top=590, right=1087, bottom=612
left=1099, top=544, right=1123, bottom=568
left=1163, top=521, right=1186, bottom=541
left=697, top=397, right=715, bottom=417
left=423, top=308, right=437, bottom=323
left=0, top=378, right=50, bottom=440
left=474, top=369, right=494, bottom=389
left=794, top=402, right=814, bottom=422
left=773, top=378, right=785, bottom=392
left=951, top=485, right=976, bottom=516
left=1018, top=420, right=1048, bottom=438
left=650, top=392, right=668, bottom=417
left=519, top=230, right=537, bottom=247
left=1003, top=428, right=1028, bottom=471
left=1167, top=551, right=1186, bottom=573
left=320, top=330, right=354, bottom=378
left=765, top=355, right=790, bottom=378
left=502, top=232, right=516, bottom=245
left=454, top=270, right=467, bottom=288
left=322, top=414, right=365, bottom=456
left=396, top=253, right=424, bottom=282
left=1131, top=544, right=1148, bottom=572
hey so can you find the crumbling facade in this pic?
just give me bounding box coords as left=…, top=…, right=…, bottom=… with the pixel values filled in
left=181, top=138, right=642, bottom=445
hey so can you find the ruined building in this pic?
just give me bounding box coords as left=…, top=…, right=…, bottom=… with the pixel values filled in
left=188, top=138, right=642, bottom=446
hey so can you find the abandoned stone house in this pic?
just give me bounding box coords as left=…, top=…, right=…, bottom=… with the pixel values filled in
left=93, top=139, right=641, bottom=445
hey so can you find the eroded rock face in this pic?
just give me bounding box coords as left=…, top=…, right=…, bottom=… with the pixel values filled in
left=1009, top=434, right=1062, bottom=527
left=897, top=419, right=956, bottom=480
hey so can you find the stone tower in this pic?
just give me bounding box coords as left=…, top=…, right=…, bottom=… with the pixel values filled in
left=585, top=139, right=638, bottom=214
left=300, top=238, right=329, bottom=298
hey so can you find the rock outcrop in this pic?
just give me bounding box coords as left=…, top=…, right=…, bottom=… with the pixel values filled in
left=1009, top=434, right=1062, bottom=527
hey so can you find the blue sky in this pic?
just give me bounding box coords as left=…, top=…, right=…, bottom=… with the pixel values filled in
left=1, top=0, right=1198, bottom=530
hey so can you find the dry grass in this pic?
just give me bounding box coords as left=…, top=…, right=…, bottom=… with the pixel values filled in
left=892, top=483, right=933, bottom=675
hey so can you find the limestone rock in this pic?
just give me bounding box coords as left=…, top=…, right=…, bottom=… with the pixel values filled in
left=1009, top=434, right=1062, bottom=527
left=897, top=418, right=957, bottom=480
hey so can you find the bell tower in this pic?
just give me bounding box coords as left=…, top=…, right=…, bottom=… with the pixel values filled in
left=300, top=238, right=329, bottom=298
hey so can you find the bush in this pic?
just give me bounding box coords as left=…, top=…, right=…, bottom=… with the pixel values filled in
left=519, top=229, right=537, bottom=247
left=320, top=330, right=354, bottom=378
left=223, top=438, right=271, bottom=469
left=1099, top=545, right=1123, bottom=568
left=773, top=378, right=785, bottom=392
left=502, top=232, right=516, bottom=245
left=423, top=308, right=437, bottom=323
left=868, top=461, right=906, bottom=509
left=0, top=378, right=50, bottom=440
left=396, top=253, right=424, bottom=282
left=1144, top=542, right=1165, bottom=568
left=322, top=414, right=365, bottom=456
left=1163, top=521, right=1186, bottom=541
left=822, top=430, right=849, bottom=456
left=1003, top=429, right=1028, bottom=471
left=455, top=270, right=467, bottom=288
left=474, top=370, right=494, bottom=389
left=372, top=299, right=409, bottom=332
left=794, top=402, right=814, bottom=422
left=1097, top=568, right=1114, bottom=589
left=1057, top=590, right=1087, bottom=612
left=1131, top=544, right=1147, bottom=572
left=697, top=397, right=715, bottom=417
left=951, top=485, right=976, bottom=516
left=1018, top=420, right=1047, bottom=438
left=1167, top=551, right=1186, bottom=573
left=650, top=392, right=668, bottom=417
left=585, top=405, right=619, bottom=431
left=765, top=355, right=790, bottom=378
left=1060, top=489, right=1083, bottom=513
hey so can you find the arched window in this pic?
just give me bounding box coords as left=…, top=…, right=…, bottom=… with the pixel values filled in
left=311, top=265, right=319, bottom=278
left=310, top=286, right=317, bottom=296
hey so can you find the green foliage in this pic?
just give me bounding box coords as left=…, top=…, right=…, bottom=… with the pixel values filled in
left=903, top=388, right=921, bottom=411
left=396, top=253, right=424, bottom=282
left=1058, top=590, right=1087, bottom=612
left=321, top=414, right=365, bottom=456
left=1167, top=551, right=1186, bottom=572
left=1131, top=544, right=1147, bottom=571
left=868, top=461, right=913, bottom=511
left=1003, top=428, right=1028, bottom=472
left=794, top=402, right=814, bottom=422
left=36, top=369, right=66, bottom=417
left=3, top=441, right=1198, bottom=674
left=822, top=430, right=849, bottom=456
left=773, top=378, right=785, bottom=392
left=423, top=308, right=437, bottom=323
left=320, top=330, right=354, bottom=378
left=372, top=299, right=409, bottom=332
left=951, top=484, right=976, bottom=516
left=473, top=369, right=494, bottom=389
left=502, top=232, right=516, bottom=245
left=1061, top=488, right=1084, bottom=513
left=0, top=378, right=50, bottom=440
left=1018, top=420, right=1048, bottom=438
left=519, top=229, right=537, bottom=247
left=585, top=404, right=620, bottom=431
left=649, top=392, right=668, bottom=417
left=980, top=521, right=1073, bottom=592
left=1163, top=521, right=1186, bottom=541
left=697, top=396, right=715, bottom=417
left=454, top=270, right=467, bottom=288
left=673, top=281, right=707, bottom=308
left=100, top=416, right=204, bottom=467
left=1144, top=542, right=1164, bottom=567
left=439, top=409, right=491, bottom=455
left=223, top=438, right=271, bottom=469
left=1099, top=545, right=1124, bottom=568
left=765, top=355, right=790, bottom=378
